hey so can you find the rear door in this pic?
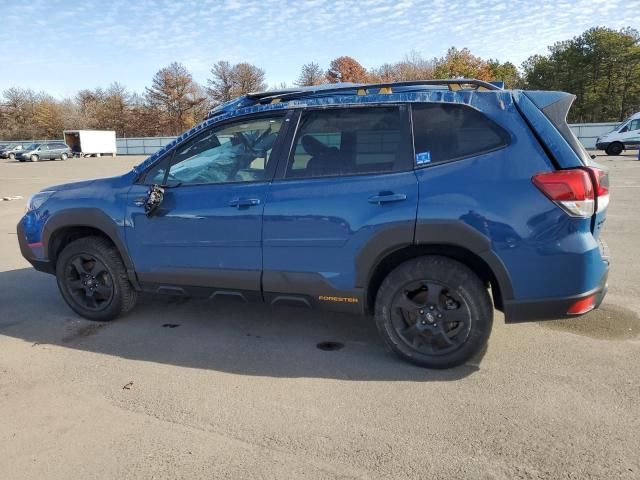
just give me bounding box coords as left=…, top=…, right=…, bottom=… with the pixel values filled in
left=39, top=144, right=51, bottom=159
left=262, top=105, right=418, bottom=312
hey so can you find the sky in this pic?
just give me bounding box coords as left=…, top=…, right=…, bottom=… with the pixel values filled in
left=0, top=0, right=637, bottom=98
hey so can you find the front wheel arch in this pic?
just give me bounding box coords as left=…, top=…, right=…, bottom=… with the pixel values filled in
left=43, top=214, right=140, bottom=290
left=606, top=142, right=624, bottom=155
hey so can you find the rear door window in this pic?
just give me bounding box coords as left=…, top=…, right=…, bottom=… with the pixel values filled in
left=411, top=103, right=509, bottom=165
left=286, top=106, right=405, bottom=178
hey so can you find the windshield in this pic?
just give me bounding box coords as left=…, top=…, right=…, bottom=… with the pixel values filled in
left=24, top=143, right=40, bottom=150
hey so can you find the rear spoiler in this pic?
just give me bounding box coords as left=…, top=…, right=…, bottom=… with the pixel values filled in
left=514, top=91, right=589, bottom=168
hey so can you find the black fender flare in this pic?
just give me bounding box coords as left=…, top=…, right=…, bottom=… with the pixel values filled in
left=42, top=208, right=139, bottom=287
left=413, top=220, right=514, bottom=300
left=357, top=220, right=514, bottom=305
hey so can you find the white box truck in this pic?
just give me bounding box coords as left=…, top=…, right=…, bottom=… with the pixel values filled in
left=63, top=130, right=117, bottom=157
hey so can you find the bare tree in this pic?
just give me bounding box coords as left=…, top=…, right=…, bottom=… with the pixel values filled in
left=207, top=61, right=267, bottom=106
left=295, top=62, right=325, bottom=86
left=146, top=62, right=207, bottom=135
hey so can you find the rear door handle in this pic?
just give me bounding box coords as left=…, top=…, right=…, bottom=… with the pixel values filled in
left=368, top=193, right=407, bottom=204
left=228, top=197, right=261, bottom=208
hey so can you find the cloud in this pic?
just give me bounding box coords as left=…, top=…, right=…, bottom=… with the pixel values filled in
left=0, top=0, right=637, bottom=95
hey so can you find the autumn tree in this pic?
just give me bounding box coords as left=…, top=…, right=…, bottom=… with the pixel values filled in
left=146, top=62, right=207, bottom=135
left=487, top=60, right=522, bottom=88
left=295, top=62, right=325, bottom=86
left=207, top=61, right=267, bottom=106
left=433, top=47, right=492, bottom=80
left=33, top=94, right=65, bottom=138
left=326, top=56, right=368, bottom=83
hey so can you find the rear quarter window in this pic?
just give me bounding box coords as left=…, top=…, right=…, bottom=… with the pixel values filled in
left=412, top=103, right=509, bottom=165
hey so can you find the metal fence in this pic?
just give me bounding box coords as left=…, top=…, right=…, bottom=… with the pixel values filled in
left=115, top=136, right=176, bottom=155
left=0, top=122, right=623, bottom=156
left=568, top=122, right=618, bottom=149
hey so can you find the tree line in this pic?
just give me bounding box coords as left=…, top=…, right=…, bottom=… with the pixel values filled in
left=1, top=26, right=638, bottom=141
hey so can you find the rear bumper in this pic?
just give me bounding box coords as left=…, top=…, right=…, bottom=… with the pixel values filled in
left=503, top=267, right=608, bottom=323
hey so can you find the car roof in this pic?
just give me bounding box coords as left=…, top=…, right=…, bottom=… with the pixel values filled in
left=207, top=79, right=503, bottom=120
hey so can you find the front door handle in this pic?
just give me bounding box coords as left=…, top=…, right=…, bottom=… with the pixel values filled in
left=368, top=192, right=407, bottom=204
left=228, top=197, right=261, bottom=208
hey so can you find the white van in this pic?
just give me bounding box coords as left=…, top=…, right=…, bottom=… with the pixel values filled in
left=596, top=112, right=640, bottom=155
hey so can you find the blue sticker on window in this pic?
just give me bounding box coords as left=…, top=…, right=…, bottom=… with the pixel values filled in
left=416, top=151, right=431, bottom=165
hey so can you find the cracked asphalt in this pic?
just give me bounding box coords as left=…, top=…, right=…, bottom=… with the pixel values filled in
left=1, top=152, right=639, bottom=479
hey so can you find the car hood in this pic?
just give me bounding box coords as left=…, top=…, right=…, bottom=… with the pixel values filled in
left=46, top=179, right=97, bottom=192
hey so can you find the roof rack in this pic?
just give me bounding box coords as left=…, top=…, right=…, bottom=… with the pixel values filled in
left=250, top=79, right=501, bottom=103
left=207, top=79, right=501, bottom=119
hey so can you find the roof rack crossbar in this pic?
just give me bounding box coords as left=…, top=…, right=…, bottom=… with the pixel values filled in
left=250, top=79, right=501, bottom=104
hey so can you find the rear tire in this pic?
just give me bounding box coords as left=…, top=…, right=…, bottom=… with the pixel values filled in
left=606, top=142, right=624, bottom=156
left=9, top=153, right=15, bottom=160
left=60, top=153, right=68, bottom=161
left=55, top=236, right=138, bottom=321
left=375, top=256, right=493, bottom=369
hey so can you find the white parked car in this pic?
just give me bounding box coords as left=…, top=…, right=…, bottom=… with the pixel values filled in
left=596, top=112, right=640, bottom=155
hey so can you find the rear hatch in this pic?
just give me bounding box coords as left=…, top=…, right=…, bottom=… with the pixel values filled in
left=514, top=90, right=609, bottom=240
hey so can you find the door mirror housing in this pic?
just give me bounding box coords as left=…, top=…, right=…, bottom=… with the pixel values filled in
left=144, top=184, right=165, bottom=216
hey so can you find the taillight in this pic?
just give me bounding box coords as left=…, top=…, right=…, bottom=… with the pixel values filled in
left=567, top=294, right=596, bottom=315
left=585, top=167, right=609, bottom=213
left=532, top=169, right=595, bottom=217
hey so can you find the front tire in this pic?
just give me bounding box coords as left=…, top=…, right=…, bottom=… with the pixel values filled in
left=56, top=236, right=138, bottom=321
left=606, top=142, right=624, bottom=156
left=375, top=256, right=493, bottom=369
left=60, top=153, right=68, bottom=161
left=30, top=154, right=39, bottom=162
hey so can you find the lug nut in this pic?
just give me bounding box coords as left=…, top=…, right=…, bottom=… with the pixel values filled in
left=429, top=305, right=435, bottom=310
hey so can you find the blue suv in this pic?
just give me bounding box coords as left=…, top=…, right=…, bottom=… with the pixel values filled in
left=18, top=80, right=610, bottom=368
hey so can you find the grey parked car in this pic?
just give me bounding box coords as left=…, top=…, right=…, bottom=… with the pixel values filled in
left=0, top=144, right=25, bottom=160
left=18, top=142, right=71, bottom=162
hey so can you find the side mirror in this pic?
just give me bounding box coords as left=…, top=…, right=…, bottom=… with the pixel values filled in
left=144, top=184, right=165, bottom=216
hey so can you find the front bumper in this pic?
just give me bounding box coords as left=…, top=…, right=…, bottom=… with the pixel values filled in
left=17, top=220, right=54, bottom=274
left=595, top=142, right=610, bottom=151
left=503, top=266, right=608, bottom=323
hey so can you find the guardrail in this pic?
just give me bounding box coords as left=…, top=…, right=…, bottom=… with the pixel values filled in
left=0, top=122, right=623, bottom=155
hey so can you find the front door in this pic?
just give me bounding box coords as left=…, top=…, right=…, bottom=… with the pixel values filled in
left=125, top=112, right=289, bottom=299
left=620, top=118, right=640, bottom=148
left=262, top=105, right=418, bottom=312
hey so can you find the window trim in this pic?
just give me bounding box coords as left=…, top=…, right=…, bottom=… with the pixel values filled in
left=409, top=103, right=511, bottom=170
left=275, top=104, right=413, bottom=182
left=137, top=110, right=292, bottom=187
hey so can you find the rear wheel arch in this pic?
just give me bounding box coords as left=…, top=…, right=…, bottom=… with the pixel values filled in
left=365, top=243, right=511, bottom=315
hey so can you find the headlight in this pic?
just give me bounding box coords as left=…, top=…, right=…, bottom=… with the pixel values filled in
left=26, top=190, right=56, bottom=212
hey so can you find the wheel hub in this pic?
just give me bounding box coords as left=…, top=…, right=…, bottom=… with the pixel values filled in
left=391, top=281, right=473, bottom=356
